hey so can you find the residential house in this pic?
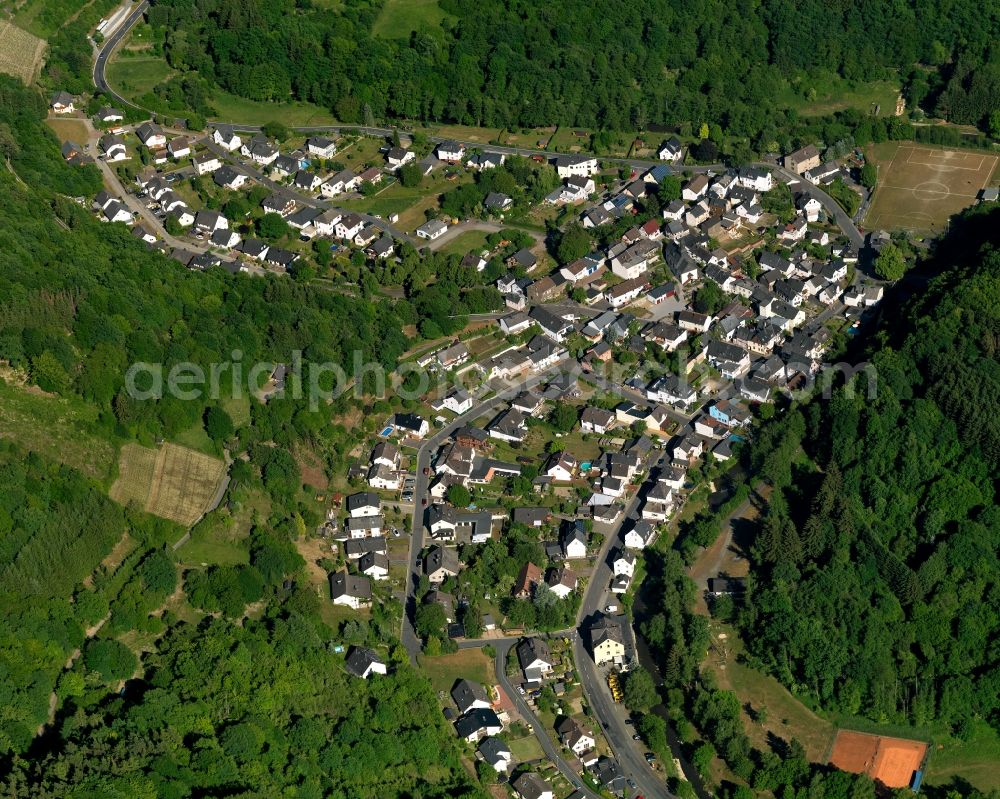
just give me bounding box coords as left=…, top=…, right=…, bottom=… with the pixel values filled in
left=478, top=736, right=512, bottom=773
left=347, top=515, right=384, bottom=538
left=606, top=277, right=646, bottom=309
left=560, top=254, right=604, bottom=283
left=580, top=406, right=615, bottom=434
left=484, top=192, right=513, bottom=212
left=677, top=309, right=712, bottom=333
left=394, top=412, right=429, bottom=438
left=737, top=166, right=774, bottom=191
left=644, top=322, right=688, bottom=352
left=214, top=165, right=248, bottom=190
left=512, top=772, right=553, bottom=799
left=589, top=614, right=626, bottom=665
left=424, top=545, right=461, bottom=583
left=50, top=91, right=75, bottom=114
left=546, top=566, right=578, bottom=599
left=560, top=520, right=588, bottom=559
left=610, top=239, right=659, bottom=279
left=343, top=537, right=388, bottom=561
left=386, top=146, right=415, bottom=168
left=98, top=134, right=127, bottom=162
left=797, top=194, right=823, bottom=222
left=513, top=507, right=551, bottom=529
left=347, top=491, right=381, bottom=518
left=367, top=235, right=395, bottom=260
left=805, top=161, right=842, bottom=185
left=344, top=646, right=386, bottom=678
left=194, top=152, right=222, bottom=174
left=243, top=136, right=279, bottom=166
left=262, top=193, right=295, bottom=216
left=455, top=708, right=503, bottom=743
left=706, top=339, right=751, bottom=378
left=354, top=224, right=380, bottom=248
left=544, top=451, right=576, bottom=482
left=416, top=219, right=449, bottom=240
left=785, top=144, right=821, bottom=175
left=329, top=571, right=372, bottom=609
left=195, top=209, right=228, bottom=233
left=293, top=170, right=322, bottom=192
left=500, top=312, right=532, bottom=336
left=488, top=408, right=527, bottom=443
left=516, top=637, right=554, bottom=683
left=658, top=137, right=683, bottom=163
left=682, top=174, right=709, bottom=201
left=306, top=136, right=337, bottom=158
left=335, top=213, right=365, bottom=240
left=646, top=374, right=697, bottom=408
left=436, top=141, right=466, bottom=163
left=213, top=125, right=242, bottom=151
left=554, top=154, right=599, bottom=178
left=321, top=169, right=360, bottom=197
left=167, top=137, right=190, bottom=159
left=625, top=519, right=658, bottom=549
left=452, top=679, right=492, bottom=714
left=528, top=306, right=573, bottom=343
left=358, top=551, right=390, bottom=581
left=439, top=388, right=473, bottom=414
left=557, top=717, right=596, bottom=758
left=513, top=561, right=543, bottom=599
left=592, top=757, right=628, bottom=794
left=468, top=151, right=505, bottom=170
left=613, top=550, right=637, bottom=577
left=135, top=122, right=166, bottom=149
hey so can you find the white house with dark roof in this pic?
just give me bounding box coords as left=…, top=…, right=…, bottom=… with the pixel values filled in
left=554, top=155, right=599, bottom=178
left=344, top=646, right=386, bottom=678
left=416, top=219, right=449, bottom=240
left=329, top=571, right=372, bottom=609
left=436, top=141, right=466, bottom=162
left=213, top=125, right=242, bottom=151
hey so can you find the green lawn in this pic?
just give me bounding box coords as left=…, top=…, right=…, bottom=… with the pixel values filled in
left=0, top=378, right=118, bottom=481
left=106, top=55, right=175, bottom=99
left=209, top=91, right=340, bottom=127
left=172, top=420, right=219, bottom=457
left=437, top=229, right=490, bottom=257
left=508, top=734, right=545, bottom=761
left=179, top=529, right=249, bottom=566
left=778, top=73, right=900, bottom=117
left=418, top=648, right=496, bottom=694
left=372, top=0, right=455, bottom=38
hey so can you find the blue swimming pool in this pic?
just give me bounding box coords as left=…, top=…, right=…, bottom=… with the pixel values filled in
left=379, top=426, right=394, bottom=436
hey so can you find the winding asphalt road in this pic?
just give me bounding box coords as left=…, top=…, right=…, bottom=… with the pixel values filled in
left=90, top=3, right=866, bottom=257
left=490, top=638, right=603, bottom=799
left=401, top=364, right=571, bottom=660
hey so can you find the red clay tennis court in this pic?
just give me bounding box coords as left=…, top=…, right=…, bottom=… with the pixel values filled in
left=828, top=730, right=927, bottom=788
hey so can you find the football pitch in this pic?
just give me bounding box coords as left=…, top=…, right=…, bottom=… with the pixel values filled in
left=865, top=143, right=998, bottom=232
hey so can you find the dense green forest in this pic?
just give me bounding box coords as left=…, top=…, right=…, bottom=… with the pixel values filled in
left=0, top=441, right=176, bottom=754
left=0, top=76, right=486, bottom=798
left=638, top=206, right=1000, bottom=795
left=740, top=207, right=1000, bottom=731
left=138, top=0, right=1000, bottom=140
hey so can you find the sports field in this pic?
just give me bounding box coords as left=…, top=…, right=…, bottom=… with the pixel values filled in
left=110, top=442, right=227, bottom=526
left=0, top=21, right=46, bottom=84
left=865, top=143, right=998, bottom=232
left=828, top=730, right=927, bottom=789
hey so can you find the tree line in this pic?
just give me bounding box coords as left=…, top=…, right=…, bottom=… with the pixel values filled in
left=135, top=0, right=1000, bottom=144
